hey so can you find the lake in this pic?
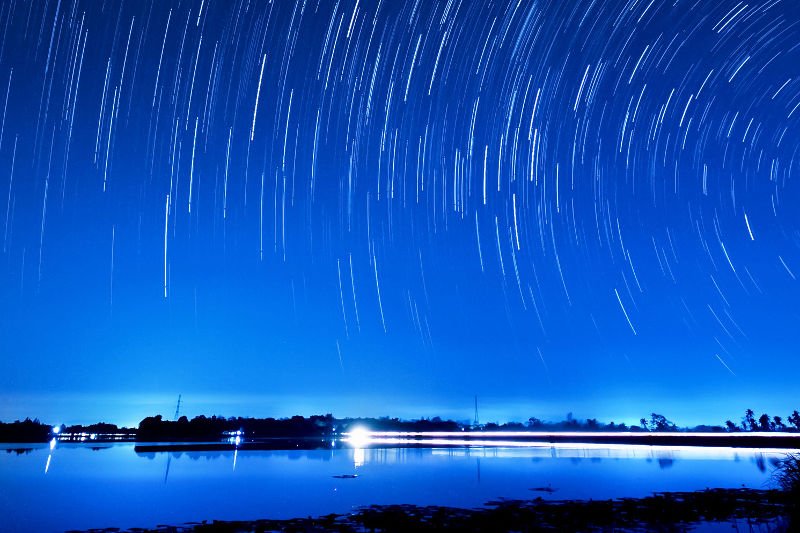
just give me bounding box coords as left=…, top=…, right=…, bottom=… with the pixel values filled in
left=0, top=440, right=790, bottom=531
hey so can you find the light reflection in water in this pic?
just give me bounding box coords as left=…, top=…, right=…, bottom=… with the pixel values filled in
left=353, top=447, right=365, bottom=468
left=44, top=437, right=57, bottom=473
left=341, top=431, right=800, bottom=460
left=0, top=441, right=791, bottom=532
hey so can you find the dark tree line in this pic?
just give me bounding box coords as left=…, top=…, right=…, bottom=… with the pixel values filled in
left=137, top=414, right=338, bottom=441
left=136, top=414, right=461, bottom=441
left=725, top=409, right=800, bottom=432
left=0, top=419, right=52, bottom=442
left=3, top=408, right=800, bottom=442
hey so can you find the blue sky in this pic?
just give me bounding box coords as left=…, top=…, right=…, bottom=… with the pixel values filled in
left=1, top=0, right=798, bottom=428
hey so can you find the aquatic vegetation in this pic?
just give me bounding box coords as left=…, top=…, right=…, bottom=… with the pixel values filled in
left=775, top=453, right=800, bottom=493
left=775, top=453, right=800, bottom=524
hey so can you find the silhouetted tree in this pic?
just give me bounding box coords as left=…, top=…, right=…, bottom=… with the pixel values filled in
left=758, top=413, right=772, bottom=432
left=562, top=412, right=578, bottom=428
left=788, top=410, right=800, bottom=431
left=64, top=422, right=121, bottom=435
left=725, top=420, right=739, bottom=432
left=773, top=416, right=786, bottom=431
left=742, top=409, right=757, bottom=431
left=527, top=417, right=543, bottom=429
left=647, top=413, right=677, bottom=432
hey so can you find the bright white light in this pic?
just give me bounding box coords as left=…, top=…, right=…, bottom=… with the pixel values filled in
left=52, top=425, right=60, bottom=434
left=360, top=437, right=798, bottom=455
left=234, top=435, right=241, bottom=446
left=343, top=431, right=800, bottom=456
left=49, top=438, right=56, bottom=450
left=344, top=426, right=371, bottom=448
left=352, top=430, right=800, bottom=439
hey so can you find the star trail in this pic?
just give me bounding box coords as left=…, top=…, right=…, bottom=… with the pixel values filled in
left=0, top=0, right=798, bottom=426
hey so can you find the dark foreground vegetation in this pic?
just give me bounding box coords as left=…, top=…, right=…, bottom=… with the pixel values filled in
left=73, top=455, right=800, bottom=532
left=4, top=408, right=800, bottom=443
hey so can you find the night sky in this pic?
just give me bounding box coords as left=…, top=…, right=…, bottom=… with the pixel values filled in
left=1, top=0, right=799, bottom=427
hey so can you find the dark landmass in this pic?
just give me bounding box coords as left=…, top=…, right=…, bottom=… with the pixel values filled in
left=0, top=419, right=137, bottom=443
left=3, top=408, right=800, bottom=444
left=67, top=487, right=795, bottom=532
left=0, top=418, right=55, bottom=442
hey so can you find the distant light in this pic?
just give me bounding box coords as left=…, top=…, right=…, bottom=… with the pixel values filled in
left=49, top=438, right=56, bottom=450
left=344, top=426, right=371, bottom=448
left=52, top=426, right=60, bottom=434
left=234, top=435, right=241, bottom=446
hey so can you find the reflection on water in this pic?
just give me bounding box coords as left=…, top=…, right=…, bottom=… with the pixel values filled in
left=0, top=441, right=792, bottom=532
left=353, top=446, right=365, bottom=468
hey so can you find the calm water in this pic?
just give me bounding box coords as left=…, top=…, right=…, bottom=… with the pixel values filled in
left=0, top=441, right=789, bottom=532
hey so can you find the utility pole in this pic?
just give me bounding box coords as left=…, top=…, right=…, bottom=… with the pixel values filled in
left=473, top=395, right=479, bottom=428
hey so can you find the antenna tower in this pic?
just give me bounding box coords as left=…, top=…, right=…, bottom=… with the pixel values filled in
left=174, top=394, right=182, bottom=421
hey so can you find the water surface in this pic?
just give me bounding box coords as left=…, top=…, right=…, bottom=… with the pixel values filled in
left=0, top=441, right=787, bottom=532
